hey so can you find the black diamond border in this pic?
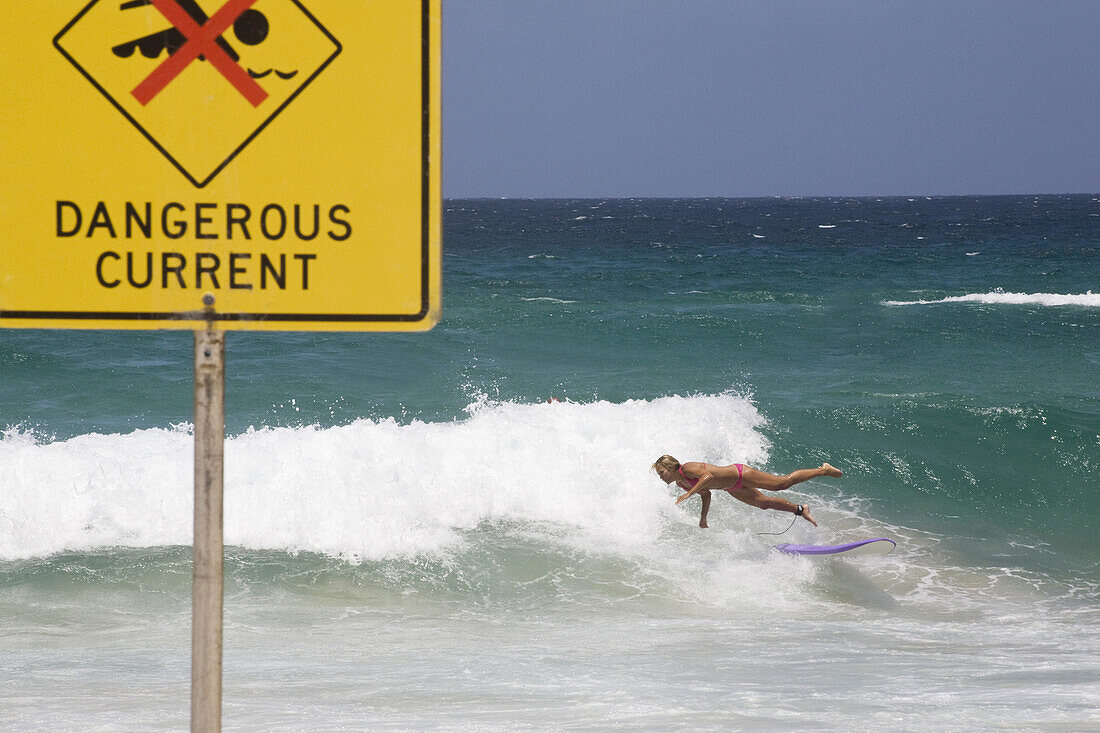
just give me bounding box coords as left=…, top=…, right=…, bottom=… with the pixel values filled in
left=53, top=0, right=343, bottom=189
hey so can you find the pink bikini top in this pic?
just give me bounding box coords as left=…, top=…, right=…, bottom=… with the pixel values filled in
left=676, top=467, right=699, bottom=490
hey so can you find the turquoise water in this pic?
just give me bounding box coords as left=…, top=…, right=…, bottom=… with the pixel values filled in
left=2, top=196, right=1099, bottom=730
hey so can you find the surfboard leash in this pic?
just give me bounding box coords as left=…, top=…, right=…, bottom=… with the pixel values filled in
left=756, top=515, right=797, bottom=536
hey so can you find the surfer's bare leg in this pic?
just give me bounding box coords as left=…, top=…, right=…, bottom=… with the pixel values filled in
left=741, top=462, right=842, bottom=491
left=729, top=488, right=819, bottom=527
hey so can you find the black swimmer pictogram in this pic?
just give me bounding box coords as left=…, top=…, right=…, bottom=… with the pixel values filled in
left=111, top=0, right=297, bottom=81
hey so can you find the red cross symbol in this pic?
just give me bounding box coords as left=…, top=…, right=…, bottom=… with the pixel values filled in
left=132, top=0, right=269, bottom=107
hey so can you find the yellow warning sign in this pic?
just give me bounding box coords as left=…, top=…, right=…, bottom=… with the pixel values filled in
left=0, top=0, right=440, bottom=331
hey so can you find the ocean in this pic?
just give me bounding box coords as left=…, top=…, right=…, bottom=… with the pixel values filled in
left=2, top=195, right=1098, bottom=731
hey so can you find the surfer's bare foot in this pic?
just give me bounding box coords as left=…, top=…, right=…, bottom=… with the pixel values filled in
left=800, top=505, right=818, bottom=526
left=821, top=463, right=842, bottom=478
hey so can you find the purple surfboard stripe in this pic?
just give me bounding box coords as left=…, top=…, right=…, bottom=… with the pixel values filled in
left=774, top=538, right=896, bottom=555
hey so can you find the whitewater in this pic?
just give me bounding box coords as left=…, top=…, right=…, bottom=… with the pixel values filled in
left=1, top=394, right=771, bottom=561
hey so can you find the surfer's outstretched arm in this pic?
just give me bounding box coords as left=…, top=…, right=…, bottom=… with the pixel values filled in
left=698, top=490, right=711, bottom=529
left=674, top=471, right=713, bottom=505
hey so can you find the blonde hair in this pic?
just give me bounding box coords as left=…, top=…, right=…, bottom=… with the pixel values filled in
left=652, top=455, right=680, bottom=473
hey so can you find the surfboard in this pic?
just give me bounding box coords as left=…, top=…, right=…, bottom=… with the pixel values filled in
left=774, top=538, right=896, bottom=556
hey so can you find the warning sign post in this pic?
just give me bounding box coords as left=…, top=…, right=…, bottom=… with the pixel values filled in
left=2, top=2, right=440, bottom=731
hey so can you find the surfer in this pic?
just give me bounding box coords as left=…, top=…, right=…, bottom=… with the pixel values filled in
left=652, top=455, right=842, bottom=529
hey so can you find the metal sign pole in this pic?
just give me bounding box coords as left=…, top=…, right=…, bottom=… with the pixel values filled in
left=192, top=324, right=225, bottom=733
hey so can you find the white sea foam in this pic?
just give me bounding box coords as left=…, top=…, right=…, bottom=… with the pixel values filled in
left=0, top=394, right=769, bottom=562
left=882, top=290, right=1099, bottom=307
left=5, top=395, right=1082, bottom=623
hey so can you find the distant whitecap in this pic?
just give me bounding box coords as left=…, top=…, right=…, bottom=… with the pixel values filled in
left=883, top=291, right=1098, bottom=307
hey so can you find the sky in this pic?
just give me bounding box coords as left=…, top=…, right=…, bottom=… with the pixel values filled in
left=443, top=0, right=1100, bottom=198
